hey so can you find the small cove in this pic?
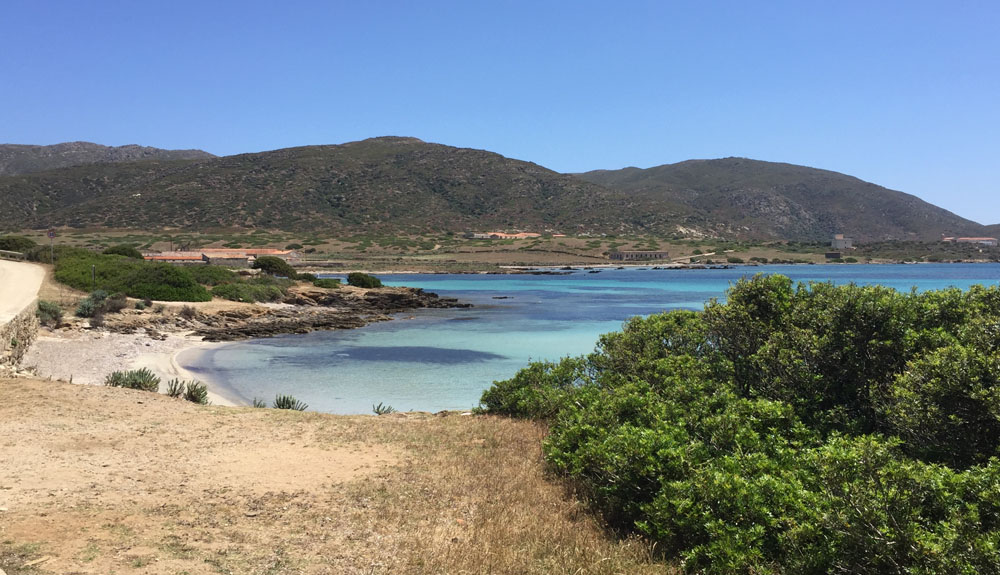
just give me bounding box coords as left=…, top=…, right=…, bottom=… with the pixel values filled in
left=178, top=263, right=1000, bottom=414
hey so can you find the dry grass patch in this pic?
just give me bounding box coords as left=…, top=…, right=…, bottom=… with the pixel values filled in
left=0, top=377, right=671, bottom=574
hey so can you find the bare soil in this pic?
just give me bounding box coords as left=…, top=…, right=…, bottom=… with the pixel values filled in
left=0, top=377, right=671, bottom=575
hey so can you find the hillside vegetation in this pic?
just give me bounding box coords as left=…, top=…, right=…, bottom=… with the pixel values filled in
left=0, top=141, right=213, bottom=176
left=0, top=138, right=989, bottom=241
left=578, top=158, right=986, bottom=241
left=482, top=276, right=1000, bottom=573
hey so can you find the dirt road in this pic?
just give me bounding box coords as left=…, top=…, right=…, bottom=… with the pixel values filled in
left=0, top=259, right=45, bottom=324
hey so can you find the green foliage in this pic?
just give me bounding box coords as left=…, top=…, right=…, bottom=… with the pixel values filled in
left=0, top=234, right=37, bottom=252
left=186, top=265, right=238, bottom=286
left=347, top=272, right=382, bottom=288
left=372, top=402, right=397, bottom=415
left=726, top=256, right=744, bottom=263
left=273, top=394, right=308, bottom=411
left=479, top=358, right=588, bottom=420
left=251, top=398, right=267, bottom=408
left=165, top=378, right=185, bottom=398
left=102, top=244, right=144, bottom=259
left=888, top=344, right=1000, bottom=467
left=297, top=272, right=317, bottom=282
left=183, top=381, right=209, bottom=405
left=480, top=276, right=1000, bottom=573
left=312, top=278, right=341, bottom=289
left=36, top=300, right=63, bottom=326
left=104, top=368, right=160, bottom=392
left=75, top=297, right=99, bottom=318
left=53, top=248, right=210, bottom=302
left=253, top=255, right=297, bottom=278
left=284, top=243, right=303, bottom=250
left=134, top=300, right=147, bottom=310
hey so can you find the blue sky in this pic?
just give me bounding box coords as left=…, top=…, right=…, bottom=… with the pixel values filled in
left=3, top=1, right=999, bottom=224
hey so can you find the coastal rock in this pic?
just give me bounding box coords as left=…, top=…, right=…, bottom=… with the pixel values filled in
left=93, top=285, right=471, bottom=343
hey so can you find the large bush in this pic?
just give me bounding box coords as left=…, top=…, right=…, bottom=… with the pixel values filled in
left=347, top=272, right=382, bottom=288
left=481, top=275, right=1000, bottom=573
left=252, top=256, right=297, bottom=278
left=53, top=249, right=210, bottom=302
left=187, top=265, right=238, bottom=286
left=0, top=235, right=37, bottom=252
left=102, top=244, right=144, bottom=259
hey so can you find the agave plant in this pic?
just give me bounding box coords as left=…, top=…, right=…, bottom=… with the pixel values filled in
left=251, top=398, right=268, bottom=408
left=273, top=394, right=308, bottom=411
left=104, top=368, right=160, bottom=392
left=165, top=378, right=185, bottom=398
left=372, top=402, right=397, bottom=415
left=183, top=381, right=210, bottom=405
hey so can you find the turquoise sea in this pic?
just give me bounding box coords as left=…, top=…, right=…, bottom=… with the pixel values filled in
left=178, top=264, right=1000, bottom=414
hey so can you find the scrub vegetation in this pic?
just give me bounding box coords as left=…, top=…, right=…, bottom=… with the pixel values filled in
left=482, top=275, right=1000, bottom=573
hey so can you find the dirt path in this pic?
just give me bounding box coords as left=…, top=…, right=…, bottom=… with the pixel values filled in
left=0, top=260, right=45, bottom=324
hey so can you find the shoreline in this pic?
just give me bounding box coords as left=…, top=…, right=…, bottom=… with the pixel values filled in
left=21, top=329, right=240, bottom=406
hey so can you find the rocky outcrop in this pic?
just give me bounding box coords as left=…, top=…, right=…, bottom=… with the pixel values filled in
left=0, top=300, right=39, bottom=367
left=97, top=285, right=472, bottom=343
left=193, top=286, right=470, bottom=341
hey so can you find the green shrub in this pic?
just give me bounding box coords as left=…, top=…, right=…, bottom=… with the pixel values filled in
left=187, top=265, right=238, bottom=286
left=297, top=272, right=317, bottom=282
left=165, top=378, right=185, bottom=398
left=134, top=301, right=147, bottom=310
left=253, top=256, right=297, bottom=278
left=347, top=272, right=382, bottom=288
left=251, top=398, right=267, bottom=408
left=285, top=243, right=303, bottom=250
left=36, top=300, right=63, bottom=326
left=102, top=244, right=144, bottom=259
left=273, top=394, right=307, bottom=411
left=104, top=368, right=160, bottom=392
left=726, top=256, right=744, bottom=263
left=479, top=276, right=1000, bottom=573
left=183, top=381, right=209, bottom=405
left=312, top=278, right=341, bottom=289
left=53, top=249, right=210, bottom=302
left=75, top=298, right=98, bottom=318
left=0, top=235, right=37, bottom=252
left=372, top=402, right=397, bottom=415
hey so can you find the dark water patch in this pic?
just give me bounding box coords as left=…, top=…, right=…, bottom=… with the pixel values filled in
left=341, top=346, right=507, bottom=364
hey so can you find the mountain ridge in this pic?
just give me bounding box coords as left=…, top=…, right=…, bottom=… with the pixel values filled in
left=0, top=141, right=215, bottom=176
left=576, top=157, right=985, bottom=241
left=0, top=138, right=987, bottom=241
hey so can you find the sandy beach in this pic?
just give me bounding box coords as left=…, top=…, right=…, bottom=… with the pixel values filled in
left=21, top=328, right=240, bottom=406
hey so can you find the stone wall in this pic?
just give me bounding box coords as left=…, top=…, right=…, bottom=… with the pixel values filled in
left=0, top=299, right=39, bottom=367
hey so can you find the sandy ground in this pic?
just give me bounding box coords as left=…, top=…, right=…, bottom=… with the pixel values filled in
left=0, top=259, right=45, bottom=324
left=0, top=377, right=667, bottom=575
left=21, top=330, right=237, bottom=406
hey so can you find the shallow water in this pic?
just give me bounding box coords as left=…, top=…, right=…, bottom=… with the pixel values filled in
left=179, top=264, right=1000, bottom=414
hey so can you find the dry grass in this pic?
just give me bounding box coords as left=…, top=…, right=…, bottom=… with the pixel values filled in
left=0, top=377, right=673, bottom=574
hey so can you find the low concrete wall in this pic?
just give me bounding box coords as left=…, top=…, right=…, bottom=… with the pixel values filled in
left=0, top=299, right=39, bottom=367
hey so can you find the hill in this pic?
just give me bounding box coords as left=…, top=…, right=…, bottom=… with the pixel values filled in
left=0, top=139, right=986, bottom=241
left=577, top=158, right=986, bottom=242
left=0, top=141, right=215, bottom=176
left=0, top=137, right=658, bottom=234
